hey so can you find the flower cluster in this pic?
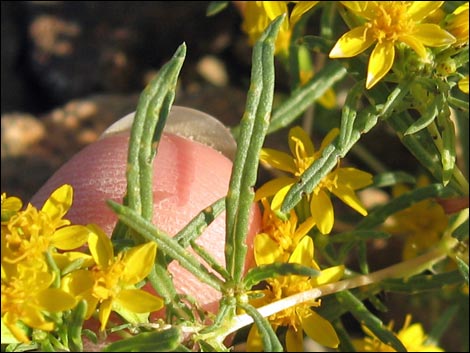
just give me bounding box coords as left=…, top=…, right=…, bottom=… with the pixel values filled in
left=1, top=186, right=162, bottom=348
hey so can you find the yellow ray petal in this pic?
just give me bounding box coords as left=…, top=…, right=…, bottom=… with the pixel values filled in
left=310, top=265, right=345, bottom=286
left=255, top=177, right=294, bottom=202
left=300, top=309, right=339, bottom=348
left=411, top=23, right=456, bottom=47
left=288, top=126, right=315, bottom=158
left=122, top=242, right=157, bottom=284
left=335, top=167, right=373, bottom=189
left=366, top=41, right=394, bottom=89
left=332, top=184, right=368, bottom=216
left=310, top=190, right=334, bottom=234
left=290, top=1, right=319, bottom=26
left=52, top=225, right=91, bottom=250
left=88, top=224, right=113, bottom=268
left=329, top=26, right=375, bottom=58
left=37, top=288, right=77, bottom=312
left=41, top=184, right=73, bottom=222
left=99, top=298, right=113, bottom=331
left=116, top=289, right=163, bottom=313
left=289, top=236, right=314, bottom=266
left=254, top=233, right=285, bottom=265
left=408, top=1, right=444, bottom=21
left=260, top=148, right=297, bottom=174
left=286, top=326, right=304, bottom=352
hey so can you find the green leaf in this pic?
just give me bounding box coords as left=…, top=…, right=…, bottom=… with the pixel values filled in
left=102, top=327, right=182, bottom=352
left=357, top=183, right=455, bottom=230
left=113, top=43, right=186, bottom=243
left=438, top=109, right=457, bottom=186
left=404, top=94, right=440, bottom=135
left=452, top=218, right=469, bottom=241
left=226, top=14, right=284, bottom=282
left=371, top=171, right=416, bottom=188
left=237, top=303, right=283, bottom=352
left=243, top=262, right=320, bottom=289
left=206, top=1, right=229, bottom=17
left=380, top=270, right=464, bottom=292
left=456, top=256, right=469, bottom=284
left=107, top=200, right=224, bottom=292
left=67, top=300, right=87, bottom=352
left=427, top=304, right=459, bottom=346
left=336, top=290, right=407, bottom=352
left=266, top=61, right=347, bottom=135
left=330, top=230, right=391, bottom=243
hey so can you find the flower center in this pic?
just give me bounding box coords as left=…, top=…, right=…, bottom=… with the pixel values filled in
left=367, top=2, right=414, bottom=43
left=91, top=255, right=126, bottom=301
left=292, top=136, right=314, bottom=176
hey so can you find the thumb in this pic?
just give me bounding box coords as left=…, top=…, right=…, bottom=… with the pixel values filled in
left=30, top=128, right=261, bottom=314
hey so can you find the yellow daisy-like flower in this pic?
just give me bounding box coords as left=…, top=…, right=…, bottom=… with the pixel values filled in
left=329, top=1, right=456, bottom=89
left=254, top=198, right=315, bottom=265
left=1, top=266, right=76, bottom=343
left=353, top=314, right=444, bottom=352
left=1, top=184, right=90, bottom=275
left=240, top=1, right=319, bottom=55
left=62, top=224, right=163, bottom=331
left=383, top=176, right=448, bottom=260
left=247, top=236, right=344, bottom=351
left=444, top=2, right=469, bottom=46
left=256, top=126, right=373, bottom=234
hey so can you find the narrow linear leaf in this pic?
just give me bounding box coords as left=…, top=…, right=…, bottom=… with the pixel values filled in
left=267, top=61, right=347, bottom=135
left=338, top=80, right=364, bottom=149
left=226, top=15, right=284, bottom=282
left=336, top=290, right=407, bottom=352
left=404, top=95, right=439, bottom=135
left=455, top=256, right=469, bottom=284
left=67, top=300, right=87, bottom=352
left=238, top=303, right=283, bottom=352
left=108, top=200, right=223, bottom=291
left=281, top=143, right=338, bottom=212
left=102, top=327, right=181, bottom=352
left=174, top=197, right=225, bottom=248
left=357, top=183, right=455, bottom=230
left=206, top=1, right=229, bottom=16
left=380, top=270, right=464, bottom=292
left=452, top=218, right=468, bottom=241
left=371, top=171, right=416, bottom=188
left=113, top=43, right=186, bottom=242
left=243, top=262, right=320, bottom=290
left=438, top=110, right=457, bottom=186
left=330, top=230, right=391, bottom=243
left=426, top=304, right=459, bottom=346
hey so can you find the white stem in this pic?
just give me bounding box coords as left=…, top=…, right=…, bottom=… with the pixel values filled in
left=227, top=244, right=451, bottom=336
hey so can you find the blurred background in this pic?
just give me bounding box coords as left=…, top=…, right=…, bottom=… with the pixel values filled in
left=1, top=1, right=257, bottom=201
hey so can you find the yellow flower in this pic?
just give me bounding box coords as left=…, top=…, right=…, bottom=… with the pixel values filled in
left=353, top=314, right=444, bottom=352
left=247, top=236, right=344, bottom=351
left=1, top=185, right=90, bottom=274
left=444, top=2, right=469, bottom=46
left=1, top=193, right=22, bottom=223
left=329, top=1, right=456, bottom=89
left=254, top=198, right=315, bottom=265
left=62, top=224, right=163, bottom=331
left=240, top=1, right=319, bottom=55
left=383, top=176, right=448, bottom=260
left=458, top=75, right=469, bottom=94
left=256, top=126, right=373, bottom=234
left=1, top=266, right=76, bottom=343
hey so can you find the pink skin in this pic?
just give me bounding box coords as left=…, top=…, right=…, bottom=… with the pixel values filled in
left=30, top=131, right=261, bottom=319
